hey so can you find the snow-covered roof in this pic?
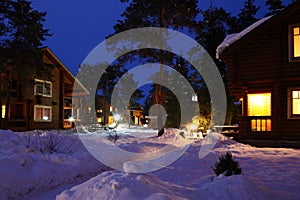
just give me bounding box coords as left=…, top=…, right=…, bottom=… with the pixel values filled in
left=216, top=15, right=273, bottom=59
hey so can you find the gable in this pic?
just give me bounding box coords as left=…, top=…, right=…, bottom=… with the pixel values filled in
left=217, top=1, right=300, bottom=60
left=40, top=47, right=89, bottom=96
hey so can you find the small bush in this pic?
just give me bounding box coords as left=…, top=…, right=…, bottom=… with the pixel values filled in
left=15, top=131, right=79, bottom=154
left=213, top=152, right=242, bottom=176
left=107, top=131, right=119, bottom=143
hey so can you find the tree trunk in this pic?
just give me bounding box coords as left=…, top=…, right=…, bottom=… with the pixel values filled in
left=155, top=7, right=167, bottom=137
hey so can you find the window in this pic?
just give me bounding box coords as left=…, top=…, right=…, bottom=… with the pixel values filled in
left=1, top=105, right=5, bottom=118
left=292, top=91, right=300, bottom=114
left=34, top=105, right=52, bottom=122
left=97, top=109, right=103, bottom=113
left=288, top=89, right=300, bottom=119
left=34, top=79, right=52, bottom=97
left=248, top=93, right=272, bottom=132
left=289, top=24, right=300, bottom=61
left=247, top=93, right=271, bottom=116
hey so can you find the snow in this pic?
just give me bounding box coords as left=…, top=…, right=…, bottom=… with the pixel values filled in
left=216, top=16, right=273, bottom=59
left=0, top=129, right=107, bottom=199
left=0, top=128, right=299, bottom=199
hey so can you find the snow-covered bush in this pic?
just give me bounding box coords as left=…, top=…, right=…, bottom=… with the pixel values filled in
left=107, top=130, right=119, bottom=143
left=14, top=131, right=79, bottom=154
left=213, top=152, right=242, bottom=176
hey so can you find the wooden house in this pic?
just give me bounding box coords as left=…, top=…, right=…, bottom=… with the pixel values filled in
left=217, top=1, right=300, bottom=140
left=0, top=47, right=88, bottom=131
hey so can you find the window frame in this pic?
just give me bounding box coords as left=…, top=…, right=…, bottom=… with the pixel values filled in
left=34, top=105, right=52, bottom=122
left=34, top=79, right=52, bottom=97
left=287, top=88, right=300, bottom=119
left=288, top=23, right=300, bottom=62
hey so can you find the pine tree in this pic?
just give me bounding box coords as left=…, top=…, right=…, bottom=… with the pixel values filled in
left=197, top=5, right=233, bottom=79
left=0, top=0, right=51, bottom=129
left=112, top=72, right=144, bottom=126
left=237, top=0, right=260, bottom=31
left=196, top=4, right=240, bottom=126
left=108, top=0, right=200, bottom=136
left=265, top=0, right=285, bottom=17
left=213, top=152, right=242, bottom=176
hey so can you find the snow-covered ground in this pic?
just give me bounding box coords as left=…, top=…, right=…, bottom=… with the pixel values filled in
left=0, top=128, right=299, bottom=199
left=0, top=129, right=108, bottom=199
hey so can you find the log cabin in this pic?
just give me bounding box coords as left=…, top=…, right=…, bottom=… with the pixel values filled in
left=217, top=1, right=300, bottom=141
left=0, top=47, right=88, bottom=131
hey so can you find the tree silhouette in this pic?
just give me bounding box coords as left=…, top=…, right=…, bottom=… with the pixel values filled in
left=0, top=0, right=51, bottom=128
left=108, top=0, right=200, bottom=136
left=237, top=0, right=260, bottom=31
left=265, top=0, right=285, bottom=17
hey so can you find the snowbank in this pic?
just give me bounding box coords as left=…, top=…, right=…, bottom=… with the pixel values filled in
left=1, top=128, right=299, bottom=199
left=0, top=129, right=107, bottom=199
left=57, top=129, right=300, bottom=200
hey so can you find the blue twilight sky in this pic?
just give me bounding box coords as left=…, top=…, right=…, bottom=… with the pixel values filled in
left=31, top=0, right=292, bottom=75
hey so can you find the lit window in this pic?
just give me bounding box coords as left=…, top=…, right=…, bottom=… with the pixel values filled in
left=1, top=105, right=5, bottom=118
left=292, top=91, right=300, bottom=114
left=289, top=24, right=300, bottom=61
left=247, top=93, right=271, bottom=116
left=97, top=109, right=103, bottom=113
left=108, top=116, right=114, bottom=124
left=34, top=79, right=52, bottom=97
left=293, top=27, right=300, bottom=57
left=34, top=105, right=52, bottom=122
left=288, top=89, right=300, bottom=119
left=251, top=119, right=272, bottom=132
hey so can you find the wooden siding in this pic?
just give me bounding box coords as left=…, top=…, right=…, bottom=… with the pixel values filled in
left=221, top=3, right=300, bottom=140
left=0, top=48, right=83, bottom=131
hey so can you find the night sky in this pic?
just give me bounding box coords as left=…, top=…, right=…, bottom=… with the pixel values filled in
left=31, top=0, right=292, bottom=75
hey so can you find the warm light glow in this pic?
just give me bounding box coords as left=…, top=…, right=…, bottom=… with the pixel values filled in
left=294, top=27, right=300, bottom=57
left=248, top=93, right=271, bottom=116
left=97, top=118, right=102, bottom=123
left=134, top=117, right=139, bottom=125
left=251, top=119, right=271, bottom=132
left=43, top=116, right=49, bottom=120
left=108, top=116, right=114, bottom=125
left=68, top=117, right=74, bottom=122
left=110, top=106, right=113, bottom=112
left=1, top=105, right=5, bottom=118
left=44, top=108, right=51, bottom=120
left=186, top=123, right=197, bottom=132
left=239, top=98, right=244, bottom=116
left=292, top=90, right=300, bottom=114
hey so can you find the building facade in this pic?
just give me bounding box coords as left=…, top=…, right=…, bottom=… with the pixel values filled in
left=217, top=2, right=300, bottom=140
left=0, top=47, right=88, bottom=131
